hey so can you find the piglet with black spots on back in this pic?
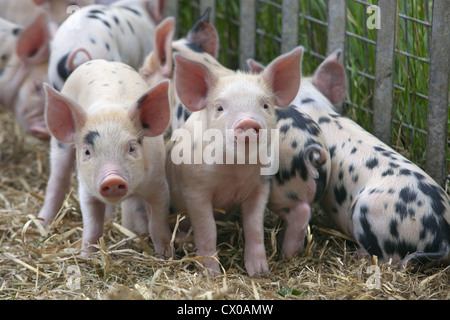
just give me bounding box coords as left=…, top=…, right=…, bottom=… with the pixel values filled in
left=294, top=50, right=450, bottom=269
left=48, top=0, right=165, bottom=91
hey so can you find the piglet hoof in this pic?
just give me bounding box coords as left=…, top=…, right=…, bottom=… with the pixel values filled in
left=200, top=256, right=222, bottom=277
left=153, top=244, right=173, bottom=260
left=400, top=251, right=449, bottom=271
left=245, top=259, right=269, bottom=278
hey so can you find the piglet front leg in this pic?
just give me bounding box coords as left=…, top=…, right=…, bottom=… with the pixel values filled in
left=242, top=183, right=270, bottom=277
left=78, top=181, right=106, bottom=253
left=38, top=138, right=75, bottom=225
left=279, top=202, right=311, bottom=259
left=146, top=184, right=173, bottom=258
left=187, top=197, right=220, bottom=275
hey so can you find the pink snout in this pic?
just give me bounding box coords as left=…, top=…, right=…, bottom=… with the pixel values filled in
left=99, top=175, right=128, bottom=199
left=234, top=119, right=262, bottom=142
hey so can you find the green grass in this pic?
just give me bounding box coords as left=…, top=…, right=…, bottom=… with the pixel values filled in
left=176, top=0, right=449, bottom=177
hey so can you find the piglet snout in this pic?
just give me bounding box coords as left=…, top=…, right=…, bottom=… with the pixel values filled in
left=99, top=175, right=128, bottom=199
left=234, top=119, right=262, bottom=142
left=30, top=124, right=51, bottom=140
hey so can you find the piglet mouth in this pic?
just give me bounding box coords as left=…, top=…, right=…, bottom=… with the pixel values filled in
left=233, top=119, right=263, bottom=143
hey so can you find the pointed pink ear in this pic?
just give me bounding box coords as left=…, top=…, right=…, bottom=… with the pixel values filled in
left=246, top=58, right=265, bottom=73
left=16, top=13, right=50, bottom=65
left=44, top=84, right=87, bottom=143
left=130, top=80, right=170, bottom=137
left=154, top=17, right=175, bottom=77
left=187, top=8, right=219, bottom=58
left=174, top=54, right=217, bottom=112
left=312, top=49, right=346, bottom=104
left=262, top=46, right=303, bottom=108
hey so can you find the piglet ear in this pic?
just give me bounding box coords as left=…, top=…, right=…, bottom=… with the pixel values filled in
left=155, top=17, right=176, bottom=77
left=44, top=83, right=87, bottom=143
left=262, top=46, right=303, bottom=108
left=246, top=58, right=265, bottom=74
left=174, top=53, right=217, bottom=112
left=130, top=80, right=170, bottom=137
left=146, top=0, right=166, bottom=24
left=16, top=13, right=50, bottom=65
left=187, top=8, right=219, bottom=58
left=312, top=49, right=346, bottom=105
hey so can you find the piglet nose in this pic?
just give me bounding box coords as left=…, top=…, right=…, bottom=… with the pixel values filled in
left=99, top=175, right=128, bottom=199
left=234, top=119, right=262, bottom=142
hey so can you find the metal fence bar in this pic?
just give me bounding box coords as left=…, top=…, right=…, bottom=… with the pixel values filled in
left=281, top=0, right=299, bottom=53
left=239, top=0, right=256, bottom=70
left=372, top=0, right=398, bottom=145
left=425, top=0, right=450, bottom=187
left=165, top=0, right=178, bottom=38
left=165, top=0, right=178, bottom=23
left=327, top=0, right=346, bottom=114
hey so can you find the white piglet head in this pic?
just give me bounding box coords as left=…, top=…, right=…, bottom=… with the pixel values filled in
left=174, top=47, right=303, bottom=156
left=44, top=81, right=170, bottom=204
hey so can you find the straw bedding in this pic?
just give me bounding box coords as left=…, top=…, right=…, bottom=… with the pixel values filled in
left=0, top=108, right=449, bottom=300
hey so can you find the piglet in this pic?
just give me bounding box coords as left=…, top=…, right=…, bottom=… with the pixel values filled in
left=268, top=106, right=330, bottom=259
left=247, top=58, right=331, bottom=260
left=39, top=59, right=172, bottom=256
left=0, top=0, right=95, bottom=26
left=0, top=14, right=51, bottom=139
left=166, top=47, right=303, bottom=277
left=296, top=50, right=450, bottom=269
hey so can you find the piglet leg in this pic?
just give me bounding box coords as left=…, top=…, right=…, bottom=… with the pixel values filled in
left=187, top=198, right=220, bottom=275
left=38, top=138, right=75, bottom=225
left=79, top=181, right=105, bottom=253
left=241, top=183, right=270, bottom=277
left=280, top=202, right=311, bottom=259
left=147, top=189, right=173, bottom=258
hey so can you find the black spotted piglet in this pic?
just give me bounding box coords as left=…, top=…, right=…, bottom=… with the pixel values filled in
left=295, top=50, right=450, bottom=269
left=247, top=58, right=331, bottom=260
left=49, top=0, right=165, bottom=91
left=268, top=105, right=330, bottom=259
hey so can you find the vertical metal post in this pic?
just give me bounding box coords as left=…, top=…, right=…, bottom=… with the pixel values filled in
left=200, top=0, right=216, bottom=26
left=239, top=0, right=256, bottom=70
left=281, top=0, right=299, bottom=53
left=425, top=0, right=450, bottom=187
left=372, top=0, right=398, bottom=145
left=327, top=0, right=346, bottom=113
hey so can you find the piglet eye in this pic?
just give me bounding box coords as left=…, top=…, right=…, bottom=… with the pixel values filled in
left=85, top=149, right=90, bottom=156
left=129, top=145, right=136, bottom=153
left=263, top=104, right=269, bottom=109
left=217, top=105, right=223, bottom=112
